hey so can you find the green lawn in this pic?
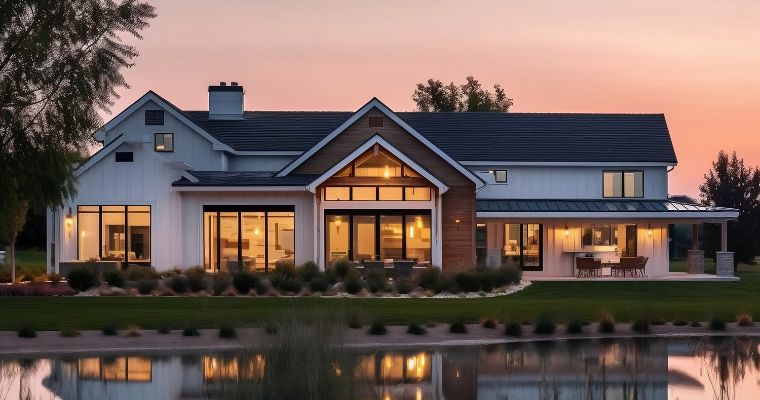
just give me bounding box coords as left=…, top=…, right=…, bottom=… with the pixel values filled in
left=0, top=262, right=757, bottom=331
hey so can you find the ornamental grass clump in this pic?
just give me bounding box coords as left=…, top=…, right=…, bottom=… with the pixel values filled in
left=504, top=321, right=523, bottom=337
left=126, top=325, right=142, bottom=337
left=219, top=324, right=237, bottom=339
left=480, top=317, right=498, bottom=329
left=343, top=270, right=364, bottom=294
left=60, top=328, right=80, bottom=337
left=709, top=318, right=726, bottom=331
left=157, top=323, right=171, bottom=334
left=331, top=258, right=351, bottom=280
left=416, top=267, right=442, bottom=291
left=136, top=278, right=158, bottom=295
left=407, top=322, right=427, bottom=335
left=232, top=270, right=259, bottom=294
left=168, top=275, right=189, bottom=294
left=126, top=265, right=160, bottom=281
left=309, top=276, right=329, bottom=293
left=672, top=320, right=688, bottom=326
left=449, top=320, right=468, bottom=334
left=103, top=270, right=126, bottom=288
left=690, top=321, right=701, bottom=327
left=185, top=266, right=208, bottom=292
left=737, top=313, right=754, bottom=327
left=102, top=323, right=119, bottom=336
left=566, top=320, right=584, bottom=334
left=454, top=271, right=481, bottom=292
left=212, top=272, right=230, bottom=296
left=369, top=319, right=387, bottom=335
left=534, top=316, right=556, bottom=335
left=17, top=326, right=36, bottom=338
left=297, top=261, right=321, bottom=282
left=66, top=265, right=98, bottom=292
left=183, top=326, right=200, bottom=337
left=631, top=319, right=650, bottom=334
left=598, top=313, right=616, bottom=334
left=345, top=310, right=363, bottom=329
left=395, top=278, right=414, bottom=294
left=365, top=269, right=387, bottom=293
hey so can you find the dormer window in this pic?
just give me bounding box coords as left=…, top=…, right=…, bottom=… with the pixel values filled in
left=154, top=133, right=174, bottom=152
left=493, top=170, right=508, bottom=183
left=145, top=110, right=164, bottom=125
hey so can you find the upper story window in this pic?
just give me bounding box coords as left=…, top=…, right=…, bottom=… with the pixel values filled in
left=336, top=148, right=420, bottom=178
left=493, top=170, right=508, bottom=183
left=154, top=133, right=174, bottom=152
left=324, top=186, right=431, bottom=201
left=603, top=170, right=643, bottom=198
left=145, top=110, right=164, bottom=125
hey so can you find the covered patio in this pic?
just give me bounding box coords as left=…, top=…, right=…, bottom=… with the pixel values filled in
left=476, top=199, right=740, bottom=280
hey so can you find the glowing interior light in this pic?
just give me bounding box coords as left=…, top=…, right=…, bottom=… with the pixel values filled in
left=409, top=226, right=415, bottom=238
left=383, top=165, right=390, bottom=178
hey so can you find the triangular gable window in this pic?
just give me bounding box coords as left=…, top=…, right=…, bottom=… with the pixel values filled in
left=336, top=146, right=421, bottom=178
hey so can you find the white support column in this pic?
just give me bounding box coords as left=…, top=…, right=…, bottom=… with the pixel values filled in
left=721, top=221, right=728, bottom=252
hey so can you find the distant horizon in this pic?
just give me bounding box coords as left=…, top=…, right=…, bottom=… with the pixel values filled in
left=102, top=0, right=760, bottom=198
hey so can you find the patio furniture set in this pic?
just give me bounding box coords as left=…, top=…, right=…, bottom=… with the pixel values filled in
left=576, top=256, right=648, bottom=278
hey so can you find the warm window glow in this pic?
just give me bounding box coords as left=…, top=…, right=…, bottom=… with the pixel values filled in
left=354, top=150, right=402, bottom=177
left=603, top=171, right=643, bottom=198
left=77, top=205, right=150, bottom=262
left=324, top=187, right=350, bottom=201
left=154, top=133, right=174, bottom=152
left=404, top=187, right=431, bottom=201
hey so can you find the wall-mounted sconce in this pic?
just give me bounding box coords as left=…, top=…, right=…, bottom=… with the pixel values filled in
left=455, top=219, right=461, bottom=230
left=647, top=224, right=653, bottom=237
left=64, top=207, right=73, bottom=236
left=563, top=224, right=569, bottom=237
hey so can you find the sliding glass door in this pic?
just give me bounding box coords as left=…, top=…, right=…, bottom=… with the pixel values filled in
left=325, top=210, right=431, bottom=265
left=502, top=223, right=543, bottom=271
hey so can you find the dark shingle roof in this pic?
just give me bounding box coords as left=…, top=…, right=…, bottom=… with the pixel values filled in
left=182, top=111, right=677, bottom=164
left=476, top=199, right=737, bottom=214
left=173, top=171, right=318, bottom=187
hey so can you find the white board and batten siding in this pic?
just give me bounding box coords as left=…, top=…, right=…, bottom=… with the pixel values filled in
left=475, top=166, right=669, bottom=200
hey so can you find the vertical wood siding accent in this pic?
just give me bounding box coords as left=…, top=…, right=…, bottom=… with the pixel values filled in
left=293, top=109, right=477, bottom=269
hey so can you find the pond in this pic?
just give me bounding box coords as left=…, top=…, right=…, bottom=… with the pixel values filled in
left=1, top=336, right=759, bottom=399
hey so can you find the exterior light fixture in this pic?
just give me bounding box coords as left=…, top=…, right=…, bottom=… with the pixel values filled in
left=455, top=219, right=461, bottom=230
left=383, top=165, right=390, bottom=179
left=64, top=207, right=73, bottom=236
left=564, top=224, right=569, bottom=237
left=647, top=224, right=653, bottom=237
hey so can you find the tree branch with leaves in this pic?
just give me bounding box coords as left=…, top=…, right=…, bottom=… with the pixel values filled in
left=412, top=76, right=513, bottom=112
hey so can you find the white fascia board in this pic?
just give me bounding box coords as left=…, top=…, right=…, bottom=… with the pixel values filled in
left=213, top=147, right=302, bottom=156
left=172, top=186, right=308, bottom=192
left=101, top=91, right=234, bottom=152
left=276, top=98, right=485, bottom=190
left=73, top=134, right=126, bottom=177
left=462, top=161, right=676, bottom=167
left=304, top=135, right=449, bottom=194
left=476, top=211, right=739, bottom=220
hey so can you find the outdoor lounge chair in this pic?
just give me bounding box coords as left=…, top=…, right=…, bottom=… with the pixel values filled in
left=576, top=257, right=602, bottom=277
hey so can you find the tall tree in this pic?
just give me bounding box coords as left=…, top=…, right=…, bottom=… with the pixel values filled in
left=0, top=0, right=156, bottom=277
left=412, top=76, right=513, bottom=112
left=699, top=151, right=760, bottom=266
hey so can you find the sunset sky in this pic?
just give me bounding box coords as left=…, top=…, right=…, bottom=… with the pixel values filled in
left=111, top=0, right=760, bottom=197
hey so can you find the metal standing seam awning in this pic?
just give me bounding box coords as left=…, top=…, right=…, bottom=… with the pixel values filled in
left=476, top=199, right=739, bottom=220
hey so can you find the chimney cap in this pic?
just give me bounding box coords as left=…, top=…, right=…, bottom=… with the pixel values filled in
left=208, top=82, right=243, bottom=92
left=231, top=81, right=238, bottom=86
left=219, top=81, right=227, bottom=86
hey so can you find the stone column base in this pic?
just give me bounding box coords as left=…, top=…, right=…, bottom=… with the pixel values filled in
left=686, top=250, right=705, bottom=274
left=716, top=251, right=735, bottom=277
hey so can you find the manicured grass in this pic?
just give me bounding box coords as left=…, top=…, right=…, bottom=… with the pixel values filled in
left=14, top=249, right=47, bottom=269
left=0, top=264, right=757, bottom=331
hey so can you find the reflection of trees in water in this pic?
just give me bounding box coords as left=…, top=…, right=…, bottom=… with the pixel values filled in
left=693, top=336, right=760, bottom=400
left=0, top=358, right=41, bottom=400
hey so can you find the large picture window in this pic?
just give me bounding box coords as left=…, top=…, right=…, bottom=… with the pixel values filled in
left=325, top=210, right=431, bottom=265
left=603, top=171, right=643, bottom=198
left=203, top=206, right=294, bottom=273
left=581, top=223, right=638, bottom=256
left=502, top=223, right=542, bottom=271
left=77, top=205, right=151, bottom=263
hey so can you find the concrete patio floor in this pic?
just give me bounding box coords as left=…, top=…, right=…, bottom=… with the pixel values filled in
left=525, top=272, right=739, bottom=282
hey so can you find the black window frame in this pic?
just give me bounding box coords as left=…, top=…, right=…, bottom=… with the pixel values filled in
left=115, top=152, right=133, bottom=162
left=76, top=205, right=151, bottom=265
left=493, top=169, right=508, bottom=183
left=323, top=186, right=432, bottom=201
left=154, top=133, right=174, bottom=152
left=502, top=223, right=543, bottom=271
left=324, top=209, right=431, bottom=263
left=602, top=170, right=644, bottom=198
left=144, top=110, right=164, bottom=125
left=202, top=205, right=295, bottom=273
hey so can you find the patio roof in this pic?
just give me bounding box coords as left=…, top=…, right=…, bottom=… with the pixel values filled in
left=476, top=199, right=739, bottom=220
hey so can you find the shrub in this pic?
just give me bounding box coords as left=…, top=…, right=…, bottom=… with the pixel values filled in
left=737, top=313, right=754, bottom=327
left=185, top=266, right=208, bottom=292
left=395, top=278, right=414, bottom=294
left=672, top=320, right=688, bottom=326
left=49, top=272, right=63, bottom=285
left=710, top=318, right=726, bottom=331
left=449, top=320, right=468, bottom=334
left=434, top=275, right=459, bottom=294
left=417, top=267, right=441, bottom=291
left=366, top=268, right=387, bottom=293
left=157, top=324, right=171, bottom=334
left=183, top=326, right=200, bottom=337
left=219, top=324, right=237, bottom=339
left=690, top=321, right=702, bottom=327
left=297, top=261, right=321, bottom=282
left=232, top=270, right=259, bottom=294
left=265, top=321, right=278, bottom=335
left=631, top=319, right=650, bottom=334
left=272, top=275, right=302, bottom=294
left=0, top=282, right=76, bottom=296
left=66, top=265, right=98, bottom=292
left=126, top=325, right=142, bottom=337
left=369, top=319, right=387, bottom=335
left=102, top=324, right=119, bottom=336
left=343, top=270, right=364, bottom=294
left=126, top=265, right=159, bottom=281
left=255, top=279, right=270, bottom=295
left=455, top=271, right=481, bottom=292
left=481, top=318, right=498, bottom=329
left=136, top=279, right=158, bottom=295
left=566, top=320, right=584, bottom=334
left=273, top=260, right=297, bottom=278
left=211, top=272, right=230, bottom=296
left=60, top=328, right=80, bottom=337
left=331, top=258, right=351, bottom=280
left=346, top=310, right=363, bottom=329
left=598, top=313, right=615, bottom=333
left=309, top=276, right=329, bottom=293
left=102, top=270, right=126, bottom=288
left=479, top=271, right=496, bottom=292
left=407, top=322, right=427, bottom=335
left=534, top=316, right=556, bottom=335
left=17, top=326, right=36, bottom=338
left=168, top=275, right=189, bottom=294
left=650, top=319, right=666, bottom=326
left=504, top=321, right=522, bottom=337
left=494, top=265, right=523, bottom=286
